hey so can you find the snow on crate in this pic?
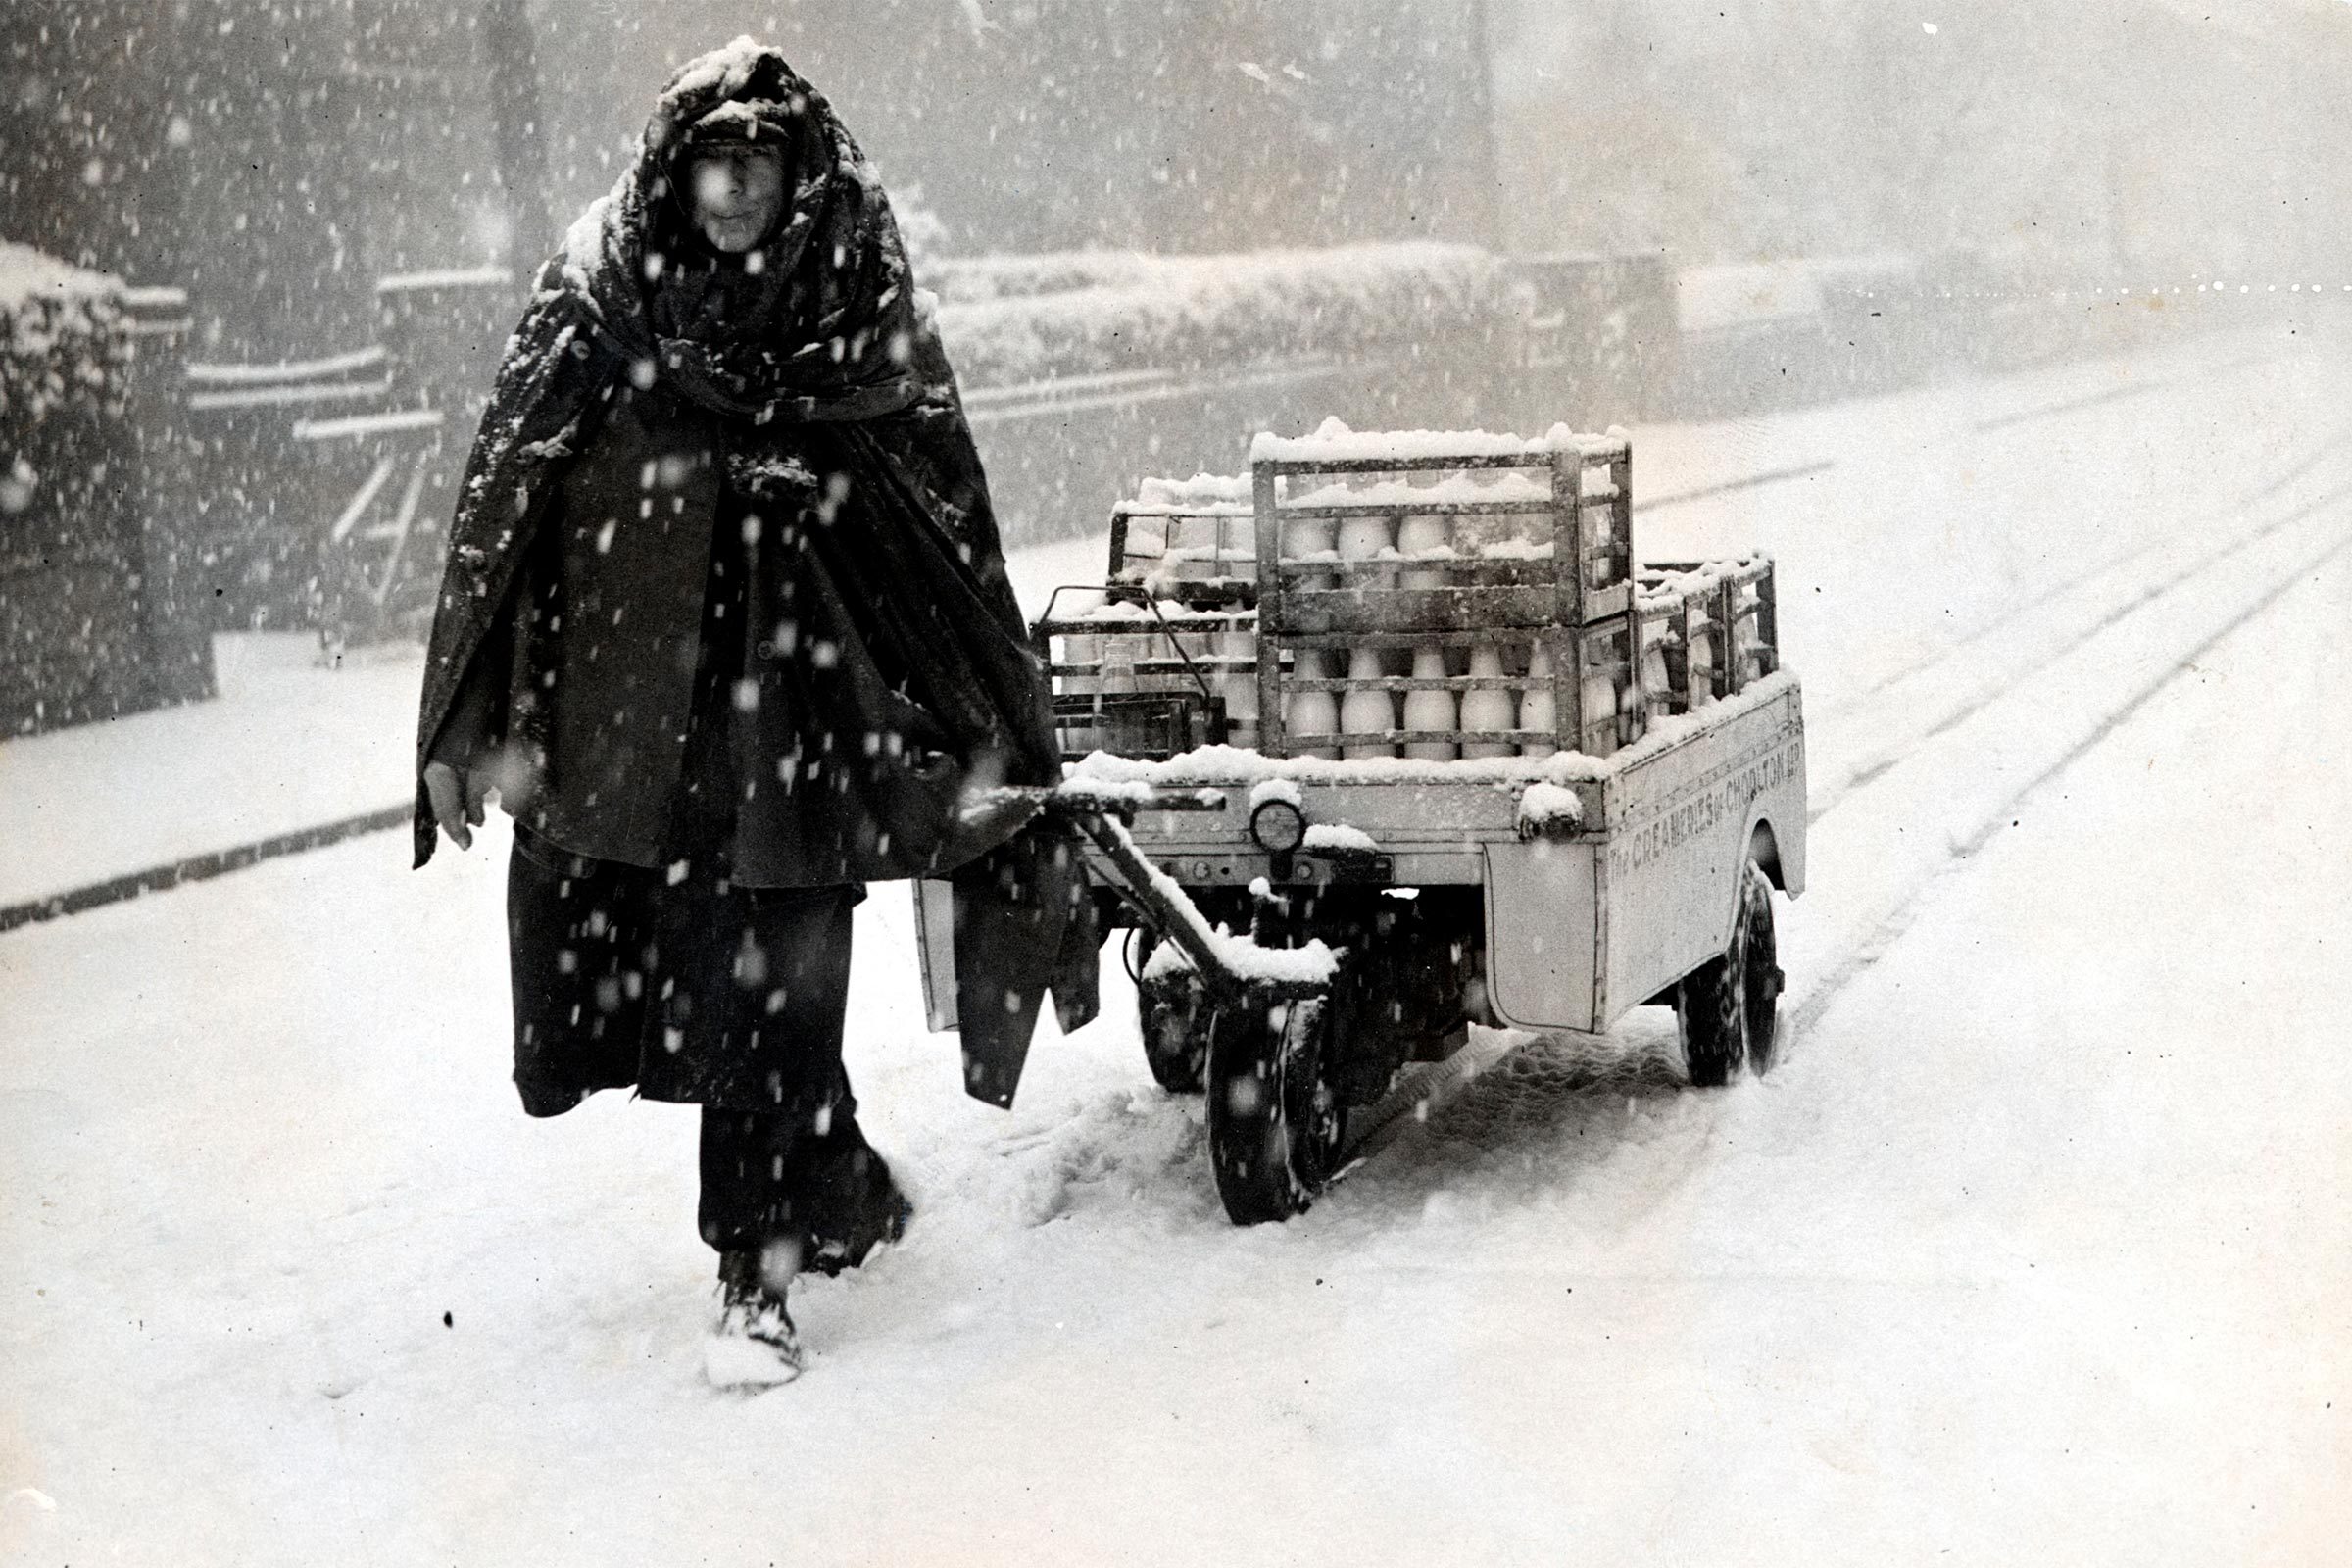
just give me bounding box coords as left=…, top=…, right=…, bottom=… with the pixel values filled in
left=1250, top=416, right=1626, bottom=466
left=1132, top=472, right=1252, bottom=513
left=1056, top=596, right=1235, bottom=626
left=1074, top=743, right=1607, bottom=789
left=1282, top=471, right=1554, bottom=511
left=1639, top=556, right=1773, bottom=604
left=1068, top=671, right=1800, bottom=791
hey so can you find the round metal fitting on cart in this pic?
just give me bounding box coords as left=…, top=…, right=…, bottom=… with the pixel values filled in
left=1249, top=798, right=1308, bottom=855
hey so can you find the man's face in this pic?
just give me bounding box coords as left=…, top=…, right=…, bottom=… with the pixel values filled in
left=685, top=145, right=786, bottom=254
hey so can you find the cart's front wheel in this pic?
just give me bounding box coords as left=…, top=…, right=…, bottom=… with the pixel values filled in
left=1135, top=932, right=1210, bottom=1094
left=1678, top=859, right=1782, bottom=1086
left=1205, top=991, right=1347, bottom=1225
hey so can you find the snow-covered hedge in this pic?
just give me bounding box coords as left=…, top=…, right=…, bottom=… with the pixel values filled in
left=930, top=243, right=1512, bottom=390
left=927, top=250, right=1169, bottom=305
left=1, top=243, right=157, bottom=735
left=0, top=241, right=130, bottom=432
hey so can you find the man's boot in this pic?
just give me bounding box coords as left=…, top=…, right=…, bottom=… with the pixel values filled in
left=705, top=1239, right=804, bottom=1388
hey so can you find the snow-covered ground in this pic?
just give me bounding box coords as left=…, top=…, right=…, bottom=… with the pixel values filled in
left=5, top=315, right=2350, bottom=1565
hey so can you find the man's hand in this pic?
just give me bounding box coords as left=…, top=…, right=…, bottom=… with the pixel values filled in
left=423, top=760, right=491, bottom=851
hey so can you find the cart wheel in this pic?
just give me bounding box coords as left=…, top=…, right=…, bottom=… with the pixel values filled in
left=1205, top=991, right=1347, bottom=1225
left=1135, top=933, right=1210, bottom=1094
left=1678, top=859, right=1781, bottom=1086
left=1740, top=863, right=1785, bottom=1075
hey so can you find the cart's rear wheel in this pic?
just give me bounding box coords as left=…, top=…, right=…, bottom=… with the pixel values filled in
left=1205, top=991, right=1347, bottom=1225
left=1134, top=932, right=1210, bottom=1093
left=1678, top=859, right=1781, bottom=1086
left=1740, top=863, right=1785, bottom=1074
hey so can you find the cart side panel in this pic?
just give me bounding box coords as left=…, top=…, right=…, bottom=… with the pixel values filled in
left=1596, top=693, right=1807, bottom=1025
left=1482, top=841, right=1600, bottom=1033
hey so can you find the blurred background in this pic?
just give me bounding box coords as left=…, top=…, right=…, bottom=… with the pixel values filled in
left=3, top=0, right=2348, bottom=737
left=11, top=0, right=2350, bottom=348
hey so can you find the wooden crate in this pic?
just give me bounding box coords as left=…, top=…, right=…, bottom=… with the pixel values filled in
left=1065, top=438, right=1786, bottom=768
left=1259, top=621, right=1640, bottom=760
left=1639, top=556, right=1780, bottom=706
left=1032, top=587, right=1255, bottom=760
left=1248, top=428, right=1637, bottom=760
left=1106, top=472, right=1255, bottom=610
left=1250, top=431, right=1633, bottom=640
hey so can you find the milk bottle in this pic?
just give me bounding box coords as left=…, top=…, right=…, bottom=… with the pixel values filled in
left=1586, top=509, right=1618, bottom=585
left=1337, top=513, right=1396, bottom=592
left=1217, top=622, right=1259, bottom=750
left=1396, top=513, right=1451, bottom=591
left=1121, top=516, right=1167, bottom=582
left=1581, top=663, right=1621, bottom=756
left=1341, top=645, right=1397, bottom=760
left=1093, top=628, right=1139, bottom=752
left=1686, top=621, right=1717, bottom=708
left=1285, top=647, right=1341, bottom=760
left=1731, top=584, right=1762, bottom=684
left=1284, top=514, right=1338, bottom=592
left=1060, top=627, right=1101, bottom=754
left=1518, top=639, right=1558, bottom=760
left=1459, top=643, right=1515, bottom=758
left=1641, top=621, right=1674, bottom=725
left=1219, top=513, right=1255, bottom=583
left=1401, top=644, right=1457, bottom=760
left=1168, top=514, right=1213, bottom=584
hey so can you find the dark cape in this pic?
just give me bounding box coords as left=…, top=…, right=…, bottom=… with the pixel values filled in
left=414, top=39, right=1093, bottom=1107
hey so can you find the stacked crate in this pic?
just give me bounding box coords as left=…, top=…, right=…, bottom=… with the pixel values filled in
left=1107, top=472, right=1256, bottom=606
left=1033, top=430, right=1786, bottom=767
left=1034, top=473, right=1260, bottom=761
left=1249, top=427, right=1640, bottom=760
left=1635, top=556, right=1780, bottom=718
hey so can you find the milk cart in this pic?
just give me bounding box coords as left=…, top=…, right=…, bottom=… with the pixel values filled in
left=915, top=425, right=1807, bottom=1224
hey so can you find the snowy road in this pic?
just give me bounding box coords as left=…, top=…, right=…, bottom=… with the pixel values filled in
left=6, top=317, right=2351, bottom=1565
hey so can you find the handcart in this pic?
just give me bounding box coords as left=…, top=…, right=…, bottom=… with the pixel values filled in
left=916, top=426, right=1807, bottom=1225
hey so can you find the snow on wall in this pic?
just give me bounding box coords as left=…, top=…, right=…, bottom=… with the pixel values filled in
left=0, top=240, right=120, bottom=317
left=0, top=241, right=127, bottom=424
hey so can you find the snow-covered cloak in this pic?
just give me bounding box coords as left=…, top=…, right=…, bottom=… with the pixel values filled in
left=413, top=39, right=1089, bottom=1105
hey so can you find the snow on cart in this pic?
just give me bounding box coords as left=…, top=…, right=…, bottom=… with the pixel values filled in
left=915, top=421, right=1807, bottom=1225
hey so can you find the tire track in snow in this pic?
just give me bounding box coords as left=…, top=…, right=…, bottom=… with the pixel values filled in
left=1354, top=394, right=2352, bottom=1160
left=1806, top=426, right=2352, bottom=823
left=1781, top=484, right=2352, bottom=1041
left=1814, top=399, right=2331, bottom=727
left=1968, top=347, right=2273, bottom=432
left=1357, top=490, right=2352, bottom=1177
left=1813, top=474, right=2352, bottom=817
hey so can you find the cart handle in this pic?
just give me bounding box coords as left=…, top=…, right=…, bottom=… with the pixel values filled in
left=962, top=783, right=1329, bottom=1005
left=1057, top=805, right=1331, bottom=1005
